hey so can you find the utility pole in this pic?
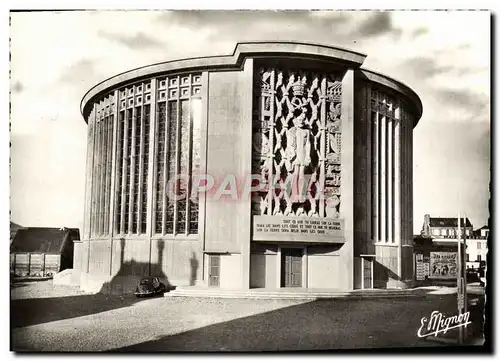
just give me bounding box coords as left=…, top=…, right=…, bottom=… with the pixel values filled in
left=457, top=213, right=467, bottom=345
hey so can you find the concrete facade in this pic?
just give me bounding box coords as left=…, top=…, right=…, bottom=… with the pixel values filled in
left=78, top=42, right=422, bottom=293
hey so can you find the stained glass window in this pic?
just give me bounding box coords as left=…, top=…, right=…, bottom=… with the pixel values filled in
left=153, top=74, right=201, bottom=236
left=140, top=105, right=150, bottom=234
left=155, top=102, right=167, bottom=234
left=115, top=111, right=125, bottom=233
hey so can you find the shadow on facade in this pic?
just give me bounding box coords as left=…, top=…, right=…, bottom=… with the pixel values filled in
left=98, top=239, right=178, bottom=295
left=189, top=252, right=199, bottom=286
left=373, top=260, right=401, bottom=288
left=110, top=292, right=485, bottom=352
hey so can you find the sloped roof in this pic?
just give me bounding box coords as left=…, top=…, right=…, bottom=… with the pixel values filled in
left=477, top=225, right=489, bottom=231
left=429, top=217, right=473, bottom=228
left=10, top=221, right=24, bottom=239
left=10, top=227, right=80, bottom=254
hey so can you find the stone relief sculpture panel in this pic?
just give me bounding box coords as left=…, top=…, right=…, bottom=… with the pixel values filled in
left=252, top=66, right=342, bottom=218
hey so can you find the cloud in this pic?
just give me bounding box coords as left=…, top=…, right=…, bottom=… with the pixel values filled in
left=400, top=56, right=454, bottom=78
left=12, top=81, right=23, bottom=93
left=59, top=59, right=97, bottom=84
left=434, top=89, right=489, bottom=118
left=97, top=30, right=163, bottom=50
left=154, top=10, right=401, bottom=48
left=410, top=27, right=429, bottom=39
left=355, top=11, right=395, bottom=37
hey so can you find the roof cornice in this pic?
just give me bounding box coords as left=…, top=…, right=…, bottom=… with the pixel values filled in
left=80, top=41, right=367, bottom=117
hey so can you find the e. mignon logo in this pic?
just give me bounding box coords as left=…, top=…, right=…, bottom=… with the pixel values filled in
left=417, top=310, right=471, bottom=338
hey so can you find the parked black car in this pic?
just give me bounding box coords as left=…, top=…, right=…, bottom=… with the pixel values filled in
left=477, top=267, right=486, bottom=286
left=135, top=277, right=166, bottom=297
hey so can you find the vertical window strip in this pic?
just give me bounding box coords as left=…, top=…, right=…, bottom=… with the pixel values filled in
left=140, top=104, right=150, bottom=234
left=115, top=111, right=125, bottom=234
left=88, top=117, right=95, bottom=237
left=155, top=102, right=167, bottom=234
left=104, top=115, right=114, bottom=235
left=189, top=98, right=202, bottom=234
left=176, top=99, right=190, bottom=234
left=92, top=117, right=102, bottom=237
left=123, top=108, right=133, bottom=234
left=165, top=101, right=178, bottom=234
left=99, top=115, right=108, bottom=235
left=128, top=106, right=137, bottom=234
left=102, top=116, right=108, bottom=236
left=132, top=106, right=142, bottom=234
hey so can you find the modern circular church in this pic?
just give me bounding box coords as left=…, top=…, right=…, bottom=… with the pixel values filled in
left=76, top=41, right=422, bottom=294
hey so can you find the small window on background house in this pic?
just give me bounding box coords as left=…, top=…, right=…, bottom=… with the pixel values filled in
left=477, top=242, right=481, bottom=249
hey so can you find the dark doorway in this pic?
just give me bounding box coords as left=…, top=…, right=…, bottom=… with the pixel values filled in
left=362, top=257, right=373, bottom=289
left=281, top=248, right=302, bottom=287
left=208, top=255, right=220, bottom=287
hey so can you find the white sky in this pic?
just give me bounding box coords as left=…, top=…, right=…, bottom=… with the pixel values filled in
left=9, top=10, right=491, bottom=233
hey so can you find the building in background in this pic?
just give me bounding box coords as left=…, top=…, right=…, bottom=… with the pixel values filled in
left=467, top=225, right=488, bottom=270
left=420, top=214, right=474, bottom=239
left=77, top=41, right=422, bottom=294
left=10, top=221, right=23, bottom=243
left=10, top=227, right=80, bottom=277
left=415, top=214, right=487, bottom=285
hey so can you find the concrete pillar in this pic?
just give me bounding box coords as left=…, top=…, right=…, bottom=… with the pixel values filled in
left=387, top=116, right=393, bottom=244
left=340, top=69, right=354, bottom=290
left=302, top=246, right=308, bottom=288
left=276, top=246, right=282, bottom=289
left=83, top=105, right=97, bottom=241
left=394, top=103, right=402, bottom=279
left=239, top=58, right=254, bottom=289
left=380, top=105, right=387, bottom=244
left=373, top=100, right=380, bottom=243
left=199, top=71, right=210, bottom=282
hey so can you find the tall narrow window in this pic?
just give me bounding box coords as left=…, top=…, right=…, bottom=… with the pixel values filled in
left=176, top=100, right=190, bottom=234
left=165, top=101, right=178, bottom=234
left=104, top=114, right=114, bottom=235
left=132, top=106, right=142, bottom=234
left=115, top=111, right=125, bottom=233
left=123, top=108, right=133, bottom=233
left=155, top=102, right=167, bottom=234
left=153, top=74, right=201, bottom=236
left=140, top=105, right=150, bottom=234
left=189, top=98, right=202, bottom=234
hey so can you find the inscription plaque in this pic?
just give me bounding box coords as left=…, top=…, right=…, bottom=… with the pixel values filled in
left=253, top=215, right=345, bottom=243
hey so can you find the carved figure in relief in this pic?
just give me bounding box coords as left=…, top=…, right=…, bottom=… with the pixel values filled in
left=325, top=194, right=340, bottom=218
left=285, top=110, right=311, bottom=203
